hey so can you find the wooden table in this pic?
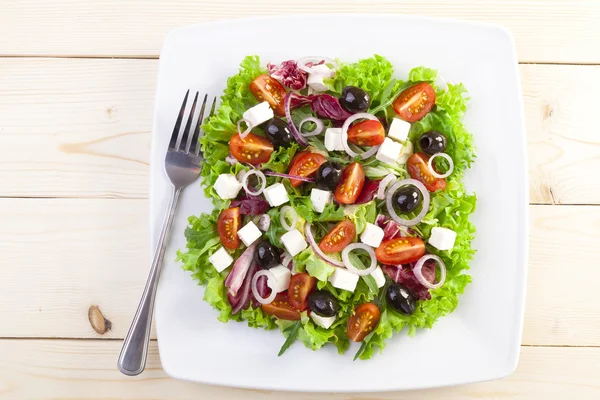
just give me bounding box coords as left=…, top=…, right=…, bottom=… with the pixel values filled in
left=1, top=1, right=599, bottom=398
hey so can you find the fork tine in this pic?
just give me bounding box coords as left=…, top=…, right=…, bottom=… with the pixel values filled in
left=190, top=94, right=208, bottom=156
left=209, top=96, right=217, bottom=117
left=168, top=90, right=190, bottom=151
left=181, top=91, right=199, bottom=152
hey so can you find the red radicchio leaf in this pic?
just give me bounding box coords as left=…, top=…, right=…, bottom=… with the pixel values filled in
left=267, top=60, right=308, bottom=90
left=375, top=214, right=406, bottom=240
left=230, top=194, right=270, bottom=216
left=309, top=94, right=353, bottom=121
left=382, top=264, right=432, bottom=300
left=355, top=179, right=381, bottom=204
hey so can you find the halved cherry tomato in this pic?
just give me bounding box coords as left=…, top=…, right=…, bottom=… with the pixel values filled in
left=407, top=152, right=446, bottom=192
left=288, top=152, right=327, bottom=187
left=290, top=150, right=309, bottom=167
left=347, top=303, right=380, bottom=342
left=262, top=292, right=301, bottom=320
left=347, top=120, right=385, bottom=146
left=334, top=162, right=365, bottom=204
left=392, top=82, right=436, bottom=122
left=229, top=132, right=274, bottom=165
left=318, top=219, right=356, bottom=253
left=375, top=237, right=425, bottom=265
left=288, top=273, right=317, bottom=311
left=250, top=74, right=287, bottom=116
left=217, top=207, right=241, bottom=249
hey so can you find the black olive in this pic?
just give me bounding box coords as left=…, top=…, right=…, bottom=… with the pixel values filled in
left=315, top=161, right=342, bottom=190
left=339, top=86, right=371, bottom=113
left=386, top=283, right=417, bottom=315
left=419, top=131, right=447, bottom=155
left=264, top=118, right=293, bottom=147
left=392, top=185, right=422, bottom=214
left=308, top=291, right=339, bottom=317
left=254, top=240, right=281, bottom=269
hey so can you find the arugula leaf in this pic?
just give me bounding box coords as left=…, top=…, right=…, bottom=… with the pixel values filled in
left=278, top=321, right=301, bottom=356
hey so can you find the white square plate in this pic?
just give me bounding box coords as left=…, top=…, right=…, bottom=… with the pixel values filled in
left=151, top=15, right=528, bottom=392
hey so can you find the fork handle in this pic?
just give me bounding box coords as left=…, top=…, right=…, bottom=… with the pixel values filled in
left=118, top=186, right=182, bottom=376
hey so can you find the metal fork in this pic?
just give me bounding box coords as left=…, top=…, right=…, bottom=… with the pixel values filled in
left=118, top=91, right=216, bottom=376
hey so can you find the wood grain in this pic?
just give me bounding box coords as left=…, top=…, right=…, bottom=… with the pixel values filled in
left=0, top=1, right=599, bottom=63
left=1, top=58, right=599, bottom=203
left=0, top=339, right=598, bottom=399
left=0, top=199, right=598, bottom=346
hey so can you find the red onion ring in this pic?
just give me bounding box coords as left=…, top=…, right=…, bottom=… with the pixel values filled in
left=428, top=152, right=454, bottom=179
left=341, top=243, right=378, bottom=276
left=242, top=169, right=266, bottom=196
left=237, top=118, right=252, bottom=139
left=257, top=214, right=271, bottom=231
left=284, top=92, right=308, bottom=146
left=280, top=206, right=298, bottom=231
left=385, top=179, right=430, bottom=226
left=251, top=270, right=277, bottom=304
left=281, top=251, right=293, bottom=272
left=341, top=113, right=380, bottom=159
left=264, top=170, right=316, bottom=182
left=298, top=116, right=324, bottom=137
left=297, top=56, right=337, bottom=75
left=376, top=174, right=397, bottom=200
left=304, top=222, right=344, bottom=268
left=413, top=254, right=446, bottom=289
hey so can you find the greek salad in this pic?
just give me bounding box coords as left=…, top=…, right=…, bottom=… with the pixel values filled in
left=177, top=55, right=476, bottom=359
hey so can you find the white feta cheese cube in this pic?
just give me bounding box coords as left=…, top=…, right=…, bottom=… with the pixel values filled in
left=310, top=313, right=336, bottom=329
left=370, top=266, right=386, bottom=288
left=242, top=101, right=274, bottom=128
left=281, top=229, right=308, bottom=257
left=397, top=140, right=414, bottom=164
left=360, top=222, right=385, bottom=248
left=263, top=183, right=289, bottom=207
left=214, top=173, right=242, bottom=199
left=375, top=138, right=402, bottom=164
left=237, top=221, right=262, bottom=247
left=428, top=227, right=457, bottom=251
left=307, top=64, right=332, bottom=92
left=329, top=268, right=359, bottom=292
left=387, top=118, right=411, bottom=143
left=208, top=247, right=233, bottom=272
left=310, top=188, right=332, bottom=213
left=324, top=128, right=344, bottom=152
left=267, top=265, right=291, bottom=293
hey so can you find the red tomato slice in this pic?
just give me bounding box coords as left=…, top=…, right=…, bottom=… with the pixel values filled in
left=407, top=152, right=446, bottom=192
left=262, top=292, right=301, bottom=321
left=375, top=237, right=425, bottom=265
left=250, top=75, right=287, bottom=116
left=334, top=162, right=365, bottom=204
left=318, top=220, right=356, bottom=253
left=288, top=273, right=317, bottom=311
left=230, top=132, right=274, bottom=165
left=392, top=82, right=436, bottom=122
left=288, top=152, right=327, bottom=187
left=217, top=207, right=241, bottom=249
left=347, top=120, right=385, bottom=146
left=347, top=303, right=381, bottom=342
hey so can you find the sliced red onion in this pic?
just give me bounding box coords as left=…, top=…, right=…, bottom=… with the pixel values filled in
left=280, top=206, right=298, bottom=231
left=281, top=252, right=294, bottom=272
left=224, top=242, right=257, bottom=296
left=385, top=179, right=430, bottom=226
left=237, top=118, right=252, bottom=139
left=341, top=243, right=378, bottom=276
left=297, top=56, right=337, bottom=75
left=257, top=214, right=271, bottom=231
left=304, top=222, right=344, bottom=268
left=251, top=270, right=277, bottom=305
left=231, top=262, right=257, bottom=314
left=242, top=169, right=266, bottom=196
left=376, top=174, right=397, bottom=200
left=341, top=113, right=380, bottom=159
left=226, top=155, right=239, bottom=165
left=413, top=254, right=446, bottom=289
left=428, top=152, right=454, bottom=179
left=264, top=170, right=316, bottom=182
left=298, top=116, right=324, bottom=137
left=284, top=92, right=308, bottom=146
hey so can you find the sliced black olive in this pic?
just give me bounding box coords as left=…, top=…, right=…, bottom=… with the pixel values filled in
left=419, top=131, right=447, bottom=155
left=392, top=185, right=422, bottom=214
left=264, top=118, right=293, bottom=147
left=254, top=240, right=281, bottom=269
left=339, top=86, right=371, bottom=113
left=386, top=283, right=417, bottom=315
left=308, top=290, right=339, bottom=317
left=315, top=161, right=342, bottom=191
